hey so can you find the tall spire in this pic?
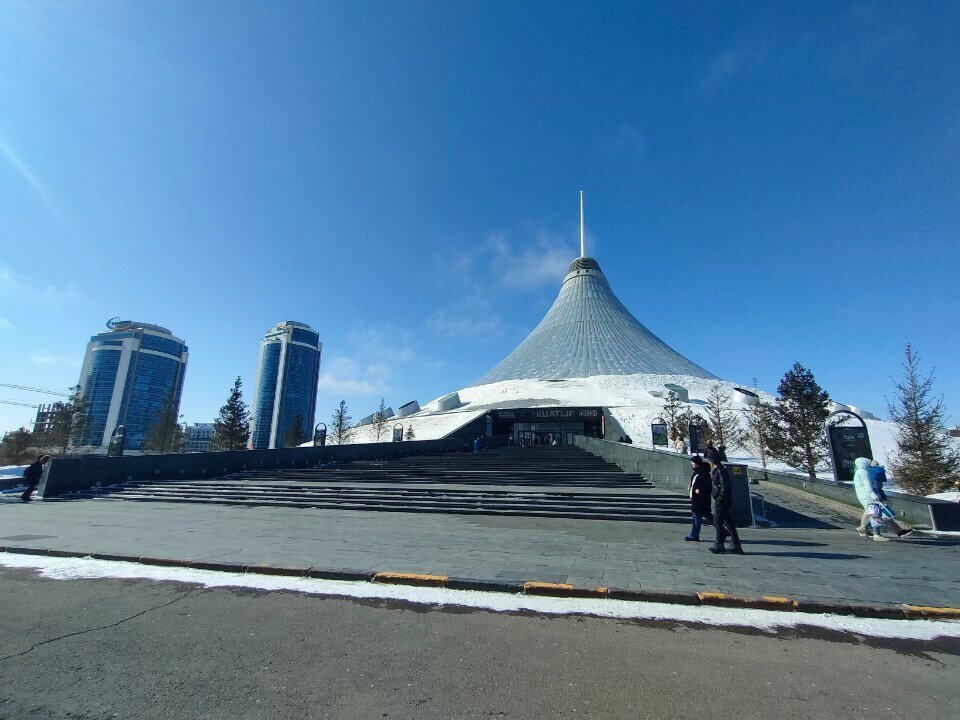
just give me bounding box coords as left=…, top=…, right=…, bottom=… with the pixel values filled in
left=579, top=190, right=585, bottom=258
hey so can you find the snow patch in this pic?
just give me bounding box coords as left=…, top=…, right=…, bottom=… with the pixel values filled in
left=1, top=553, right=957, bottom=641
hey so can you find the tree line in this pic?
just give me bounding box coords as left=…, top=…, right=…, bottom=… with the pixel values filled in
left=4, top=346, right=955, bottom=496
left=661, top=345, right=958, bottom=495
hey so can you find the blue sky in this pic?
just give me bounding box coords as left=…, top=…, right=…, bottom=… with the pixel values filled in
left=1, top=1, right=958, bottom=435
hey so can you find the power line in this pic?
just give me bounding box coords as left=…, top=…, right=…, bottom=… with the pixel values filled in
left=0, top=399, right=40, bottom=408
left=0, top=383, right=70, bottom=397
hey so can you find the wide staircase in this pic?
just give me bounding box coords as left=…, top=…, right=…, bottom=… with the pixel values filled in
left=78, top=445, right=690, bottom=523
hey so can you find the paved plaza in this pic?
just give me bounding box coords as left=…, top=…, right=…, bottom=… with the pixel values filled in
left=2, top=483, right=959, bottom=608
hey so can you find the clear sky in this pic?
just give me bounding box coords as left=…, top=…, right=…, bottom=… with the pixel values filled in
left=1, top=1, right=958, bottom=435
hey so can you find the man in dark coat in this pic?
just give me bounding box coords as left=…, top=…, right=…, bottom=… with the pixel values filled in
left=685, top=457, right=713, bottom=542
left=20, top=455, right=50, bottom=503
left=708, top=456, right=743, bottom=554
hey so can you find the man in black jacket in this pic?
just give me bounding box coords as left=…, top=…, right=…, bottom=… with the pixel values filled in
left=20, top=455, right=49, bottom=503
left=708, top=457, right=743, bottom=554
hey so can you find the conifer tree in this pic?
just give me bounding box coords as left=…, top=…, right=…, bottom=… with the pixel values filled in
left=143, top=388, right=185, bottom=454
left=371, top=398, right=389, bottom=442
left=48, top=385, right=90, bottom=453
left=404, top=425, right=415, bottom=441
left=887, top=344, right=960, bottom=495
left=662, top=391, right=683, bottom=443
left=0, top=427, right=33, bottom=463
left=210, top=377, right=250, bottom=451
left=768, top=363, right=830, bottom=480
left=284, top=415, right=305, bottom=448
left=742, top=400, right=776, bottom=475
left=330, top=400, right=354, bottom=445
left=705, top=383, right=743, bottom=448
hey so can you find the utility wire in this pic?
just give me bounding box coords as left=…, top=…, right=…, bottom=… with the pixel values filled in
left=0, top=399, right=40, bottom=408
left=0, top=383, right=70, bottom=397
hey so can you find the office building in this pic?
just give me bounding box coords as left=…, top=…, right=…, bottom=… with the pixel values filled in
left=183, top=422, right=215, bottom=453
left=77, top=320, right=188, bottom=450
left=250, top=321, right=322, bottom=449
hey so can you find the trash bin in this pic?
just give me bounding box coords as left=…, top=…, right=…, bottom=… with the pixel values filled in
left=726, top=464, right=753, bottom=527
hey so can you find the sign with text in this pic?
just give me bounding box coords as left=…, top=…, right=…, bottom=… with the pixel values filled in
left=828, top=424, right=872, bottom=484
left=651, top=422, right=669, bottom=447
left=491, top=407, right=601, bottom=423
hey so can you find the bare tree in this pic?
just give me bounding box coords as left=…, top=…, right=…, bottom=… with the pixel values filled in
left=705, top=383, right=743, bottom=449
left=662, top=391, right=683, bottom=443
left=371, top=398, right=389, bottom=442
left=330, top=400, right=354, bottom=445
left=742, top=400, right=776, bottom=476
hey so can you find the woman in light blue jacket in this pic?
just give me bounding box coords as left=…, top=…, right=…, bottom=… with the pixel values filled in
left=853, top=457, right=889, bottom=541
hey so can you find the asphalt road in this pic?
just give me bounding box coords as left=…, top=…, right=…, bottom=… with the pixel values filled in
left=1, top=567, right=957, bottom=720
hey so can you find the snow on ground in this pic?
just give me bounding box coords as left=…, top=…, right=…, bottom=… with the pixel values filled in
left=1, top=553, right=957, bottom=640
left=927, top=489, right=960, bottom=502
left=0, top=464, right=26, bottom=480
left=367, top=373, right=899, bottom=482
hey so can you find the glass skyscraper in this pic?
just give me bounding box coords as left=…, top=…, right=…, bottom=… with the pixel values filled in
left=251, top=321, right=322, bottom=449
left=77, top=320, right=188, bottom=450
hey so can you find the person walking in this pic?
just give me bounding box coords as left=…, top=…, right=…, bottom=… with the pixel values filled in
left=708, top=456, right=743, bottom=554
left=704, top=440, right=721, bottom=464
left=854, top=458, right=912, bottom=539
left=473, top=438, right=481, bottom=455
left=685, top=456, right=714, bottom=542
left=20, top=455, right=50, bottom=503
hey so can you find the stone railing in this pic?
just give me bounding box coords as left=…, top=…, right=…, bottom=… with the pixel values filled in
left=38, top=436, right=507, bottom=498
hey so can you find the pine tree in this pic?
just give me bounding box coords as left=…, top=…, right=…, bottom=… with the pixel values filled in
left=210, top=377, right=250, bottom=451
left=371, top=398, right=389, bottom=442
left=0, top=427, right=33, bottom=463
left=662, top=391, right=683, bottom=443
left=48, top=386, right=90, bottom=453
left=143, top=388, right=184, bottom=454
left=705, top=383, right=743, bottom=448
left=768, top=363, right=830, bottom=480
left=404, top=425, right=415, bottom=441
left=742, top=400, right=776, bottom=475
left=887, top=344, right=960, bottom=495
left=330, top=400, right=354, bottom=445
left=284, top=415, right=305, bottom=448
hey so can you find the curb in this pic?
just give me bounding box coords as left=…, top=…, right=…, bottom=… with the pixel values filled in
left=2, top=547, right=958, bottom=621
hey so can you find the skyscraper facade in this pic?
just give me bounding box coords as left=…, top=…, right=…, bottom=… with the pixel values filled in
left=77, top=320, right=188, bottom=450
left=251, top=321, right=322, bottom=449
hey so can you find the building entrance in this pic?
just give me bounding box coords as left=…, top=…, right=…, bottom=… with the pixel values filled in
left=488, top=407, right=604, bottom=446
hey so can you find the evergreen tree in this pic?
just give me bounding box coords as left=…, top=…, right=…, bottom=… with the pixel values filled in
left=48, top=386, right=90, bottom=453
left=143, top=388, right=185, bottom=454
left=330, top=400, right=354, bottom=445
left=705, top=383, right=743, bottom=448
left=404, top=425, right=415, bottom=441
left=0, top=427, right=33, bottom=463
left=887, top=344, right=960, bottom=495
left=210, top=377, right=250, bottom=451
left=284, top=415, right=305, bottom=448
left=742, top=400, right=776, bottom=475
left=371, top=398, right=389, bottom=442
left=662, top=391, right=683, bottom=443
left=768, top=362, right=830, bottom=480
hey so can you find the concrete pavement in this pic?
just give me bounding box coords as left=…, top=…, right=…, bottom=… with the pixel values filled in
left=2, top=490, right=959, bottom=607
left=0, top=566, right=957, bottom=719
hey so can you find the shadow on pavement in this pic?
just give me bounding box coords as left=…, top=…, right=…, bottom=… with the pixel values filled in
left=742, top=551, right=870, bottom=560
left=742, top=539, right=827, bottom=547
left=753, top=500, right=841, bottom=530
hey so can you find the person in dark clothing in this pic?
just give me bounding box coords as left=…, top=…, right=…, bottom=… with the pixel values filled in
left=703, top=440, right=721, bottom=464
left=473, top=438, right=481, bottom=455
left=20, top=455, right=50, bottom=503
left=685, top=457, right=714, bottom=542
left=708, top=457, right=743, bottom=554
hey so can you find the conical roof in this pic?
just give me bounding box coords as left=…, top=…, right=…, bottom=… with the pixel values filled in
left=474, top=257, right=716, bottom=385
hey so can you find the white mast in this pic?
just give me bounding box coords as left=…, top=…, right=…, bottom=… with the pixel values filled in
left=579, top=190, right=585, bottom=258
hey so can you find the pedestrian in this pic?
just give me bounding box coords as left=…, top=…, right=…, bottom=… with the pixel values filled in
left=20, top=455, right=50, bottom=503
left=854, top=458, right=912, bottom=539
left=685, top=456, right=714, bottom=542
left=704, top=440, right=721, bottom=464
left=473, top=438, right=481, bottom=455
left=707, top=456, right=743, bottom=554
